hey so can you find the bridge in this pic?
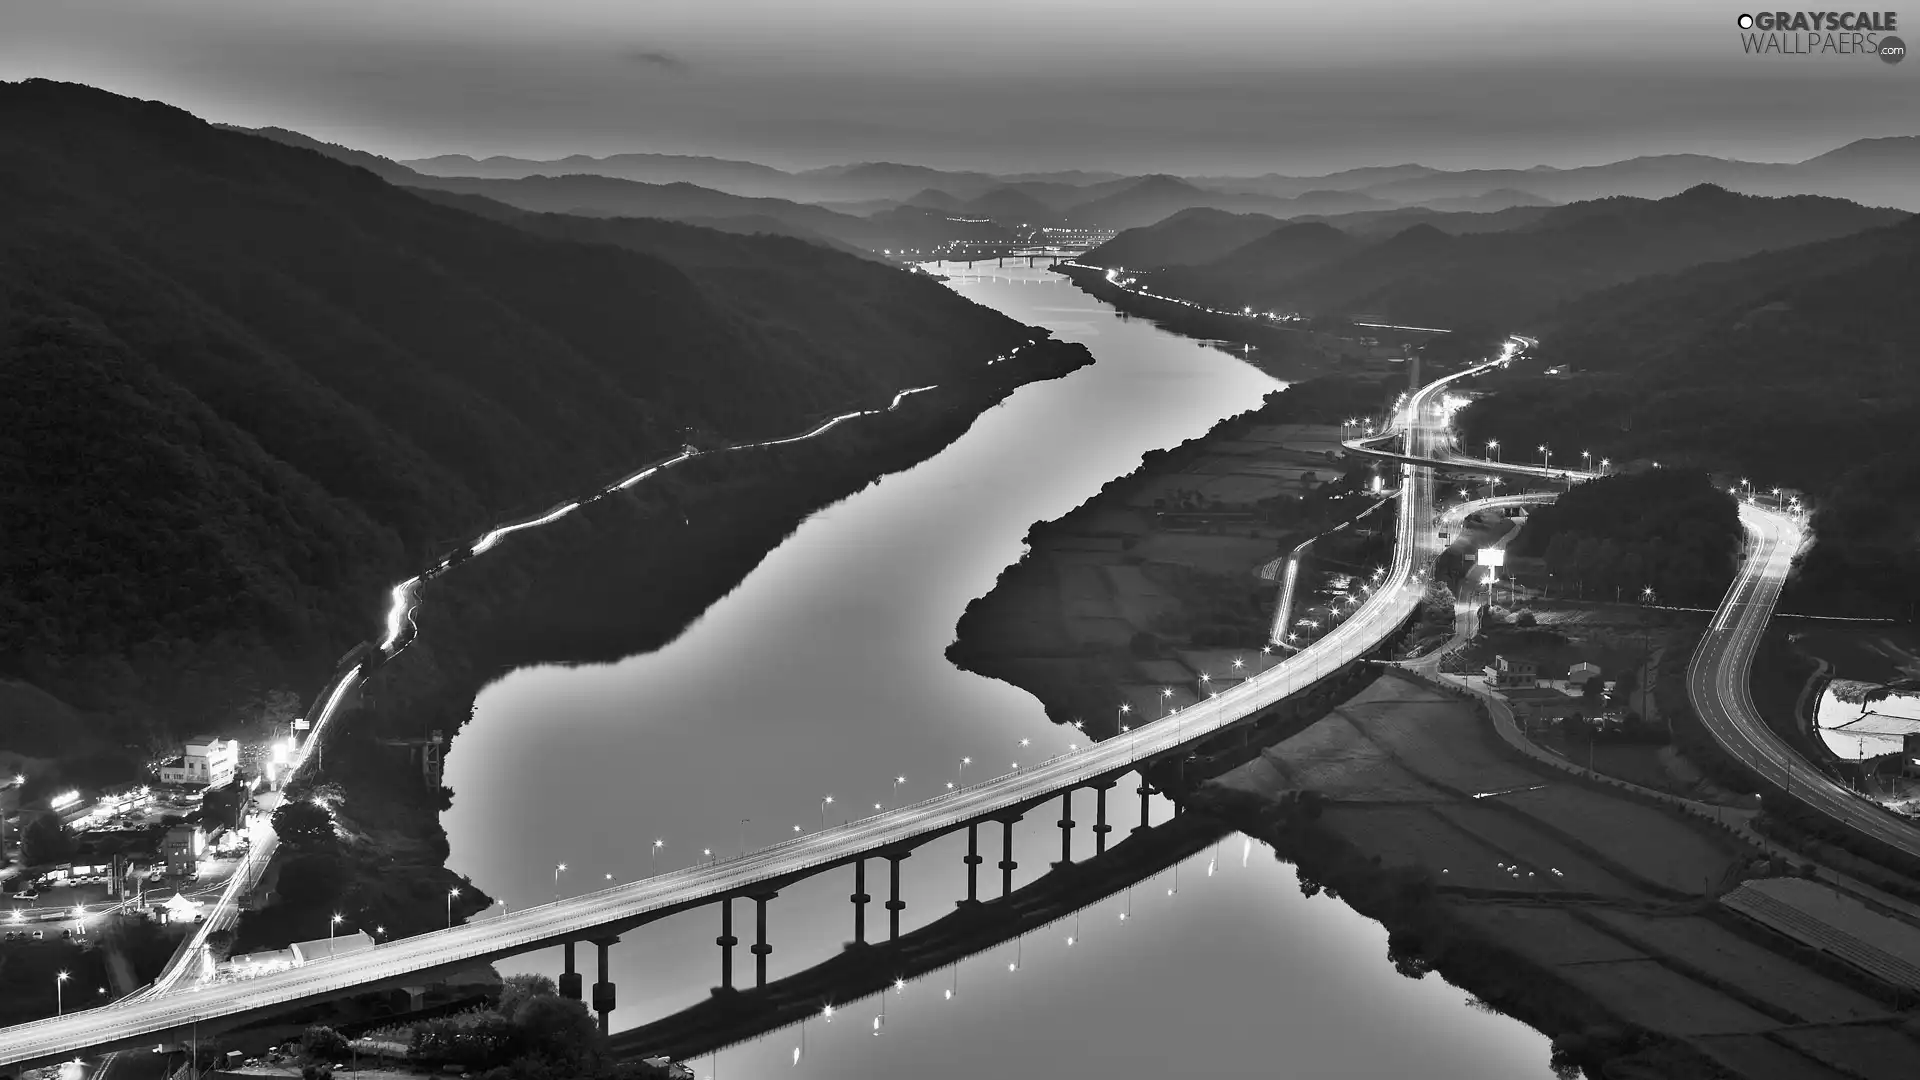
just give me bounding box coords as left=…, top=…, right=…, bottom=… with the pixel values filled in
left=0, top=339, right=1507, bottom=1073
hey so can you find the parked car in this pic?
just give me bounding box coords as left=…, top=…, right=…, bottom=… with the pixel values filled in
left=31, top=929, right=44, bottom=940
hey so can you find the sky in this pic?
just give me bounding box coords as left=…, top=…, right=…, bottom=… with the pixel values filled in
left=4, top=0, right=1916, bottom=174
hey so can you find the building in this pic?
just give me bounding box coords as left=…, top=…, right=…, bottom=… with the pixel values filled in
left=1568, top=662, right=1602, bottom=692
left=290, top=929, right=375, bottom=965
left=163, top=824, right=205, bottom=877
left=1485, top=655, right=1538, bottom=689
left=158, top=736, right=239, bottom=789
left=1505, top=687, right=1597, bottom=729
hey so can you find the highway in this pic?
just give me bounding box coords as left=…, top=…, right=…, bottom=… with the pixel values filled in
left=0, top=339, right=1518, bottom=1070
left=1687, top=501, right=1920, bottom=860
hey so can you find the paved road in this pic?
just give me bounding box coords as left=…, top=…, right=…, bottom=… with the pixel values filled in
left=1687, top=501, right=1920, bottom=860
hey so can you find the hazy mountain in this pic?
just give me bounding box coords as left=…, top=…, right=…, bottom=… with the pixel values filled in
left=904, top=188, right=966, bottom=211
left=218, top=124, right=417, bottom=183
left=0, top=79, right=1036, bottom=723
left=960, top=186, right=1060, bottom=225
left=1151, top=222, right=1364, bottom=307
left=400, top=150, right=793, bottom=196
left=1299, top=204, right=1556, bottom=239
left=1420, top=188, right=1556, bottom=212
left=1358, top=140, right=1920, bottom=210
left=787, top=162, right=1005, bottom=202
left=1189, top=163, right=1442, bottom=197
left=861, top=204, right=1016, bottom=249
left=1273, top=188, right=1398, bottom=215
left=1175, top=185, right=1909, bottom=328
left=1079, top=208, right=1282, bottom=268
left=1061, top=174, right=1320, bottom=229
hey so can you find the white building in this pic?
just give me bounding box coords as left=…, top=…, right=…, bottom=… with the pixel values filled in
left=159, top=736, right=239, bottom=788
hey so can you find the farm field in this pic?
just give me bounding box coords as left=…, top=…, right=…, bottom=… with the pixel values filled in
left=1695, top=1035, right=1854, bottom=1080
left=1777, top=1024, right=1920, bottom=1080
left=1448, top=903, right=1644, bottom=965
left=1499, top=785, right=1746, bottom=895
left=1588, top=911, right=1889, bottom=1023
left=1552, top=959, right=1777, bottom=1035
left=1432, top=803, right=1640, bottom=898
left=1259, top=713, right=1444, bottom=802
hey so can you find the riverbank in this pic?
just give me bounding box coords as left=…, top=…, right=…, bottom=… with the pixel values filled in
left=1192, top=670, right=1920, bottom=1080
left=235, top=338, right=1094, bottom=951
left=946, top=373, right=1395, bottom=733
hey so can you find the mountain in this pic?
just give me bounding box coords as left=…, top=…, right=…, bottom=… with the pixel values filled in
left=1453, top=213, right=1920, bottom=615
left=1358, top=141, right=1920, bottom=211
left=1420, top=188, right=1556, bottom=212
left=1150, top=222, right=1365, bottom=307
left=959, top=187, right=1060, bottom=226
left=1299, top=204, right=1556, bottom=239
left=1079, top=208, right=1282, bottom=269
left=400, top=151, right=793, bottom=196
left=0, top=79, right=1037, bottom=729
left=1189, top=185, right=1908, bottom=328
left=904, top=188, right=965, bottom=212
left=1062, top=174, right=1313, bottom=229
left=1189, top=164, right=1442, bottom=198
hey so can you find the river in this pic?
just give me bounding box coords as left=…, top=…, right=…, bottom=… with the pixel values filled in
left=442, top=263, right=1552, bottom=1077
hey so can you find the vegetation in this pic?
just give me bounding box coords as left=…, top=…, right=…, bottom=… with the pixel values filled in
left=271, top=800, right=337, bottom=850
left=0, top=78, right=1037, bottom=762
left=1458, top=212, right=1920, bottom=616
left=1144, top=184, right=1904, bottom=328
left=1515, top=470, right=1742, bottom=606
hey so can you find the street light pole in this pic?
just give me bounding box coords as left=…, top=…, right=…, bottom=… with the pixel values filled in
left=446, top=887, right=460, bottom=928
left=329, top=912, right=342, bottom=957
left=820, top=796, right=834, bottom=829
left=553, top=862, right=567, bottom=902
left=56, top=971, right=69, bottom=1016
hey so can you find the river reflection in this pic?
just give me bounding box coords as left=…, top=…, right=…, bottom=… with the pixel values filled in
left=442, top=264, right=1551, bottom=1077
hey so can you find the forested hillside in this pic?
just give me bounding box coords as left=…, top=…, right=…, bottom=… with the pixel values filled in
left=1458, top=213, right=1920, bottom=616
left=0, top=80, right=1035, bottom=745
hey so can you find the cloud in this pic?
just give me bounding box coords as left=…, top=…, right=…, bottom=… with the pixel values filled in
left=619, top=49, right=688, bottom=74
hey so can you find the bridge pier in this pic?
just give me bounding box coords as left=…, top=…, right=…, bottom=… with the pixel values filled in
left=1054, top=790, right=1075, bottom=869
left=751, top=892, right=777, bottom=988
left=886, top=852, right=910, bottom=940
left=1135, top=782, right=1154, bottom=834
left=997, top=256, right=1004, bottom=267
left=591, top=937, right=618, bottom=1036
left=961, top=823, right=983, bottom=907
left=716, top=898, right=738, bottom=991
left=851, top=859, right=870, bottom=945
left=998, top=815, right=1020, bottom=897
left=1091, top=780, right=1115, bottom=854
left=559, top=940, right=583, bottom=1001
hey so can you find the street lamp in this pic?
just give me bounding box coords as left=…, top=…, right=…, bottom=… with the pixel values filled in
left=1581, top=450, right=1591, bottom=472
left=446, top=887, right=460, bottom=928
left=1485, top=439, right=1498, bottom=462
left=329, top=913, right=343, bottom=957
left=553, top=862, right=567, bottom=902
left=652, top=838, right=664, bottom=870
left=957, top=758, right=972, bottom=786
left=1538, top=445, right=1551, bottom=471
left=1160, top=686, right=1173, bottom=717
left=891, top=776, right=906, bottom=807
left=820, top=796, right=834, bottom=829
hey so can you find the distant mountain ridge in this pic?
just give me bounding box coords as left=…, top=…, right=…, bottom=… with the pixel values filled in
left=1135, top=185, right=1910, bottom=328
left=398, top=136, right=1920, bottom=218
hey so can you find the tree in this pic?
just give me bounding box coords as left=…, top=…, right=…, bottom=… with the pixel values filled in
left=22, top=814, right=74, bottom=866
left=511, top=995, right=604, bottom=1068
left=300, top=1025, right=350, bottom=1063
left=498, top=972, right=557, bottom=1017
left=273, top=799, right=336, bottom=849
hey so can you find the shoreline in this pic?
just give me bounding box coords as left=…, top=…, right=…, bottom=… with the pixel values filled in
left=233, top=339, right=1096, bottom=953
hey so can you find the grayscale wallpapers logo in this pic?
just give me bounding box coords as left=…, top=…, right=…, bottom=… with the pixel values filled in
left=1736, top=11, right=1905, bottom=61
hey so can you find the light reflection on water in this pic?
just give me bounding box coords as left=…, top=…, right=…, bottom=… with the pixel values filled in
left=442, top=264, right=1551, bottom=1077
